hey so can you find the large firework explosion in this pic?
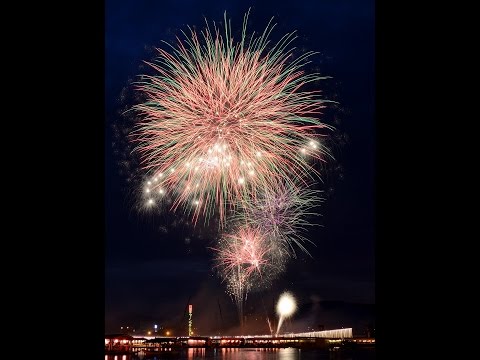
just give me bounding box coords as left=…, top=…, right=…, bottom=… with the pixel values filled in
left=131, top=10, right=332, bottom=225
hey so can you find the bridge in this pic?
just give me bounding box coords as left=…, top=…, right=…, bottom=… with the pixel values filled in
left=105, top=328, right=374, bottom=354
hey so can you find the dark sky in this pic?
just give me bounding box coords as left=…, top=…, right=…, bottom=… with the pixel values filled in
left=105, top=0, right=375, bottom=335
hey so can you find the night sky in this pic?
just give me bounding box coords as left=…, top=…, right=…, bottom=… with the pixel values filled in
left=105, top=0, right=375, bottom=336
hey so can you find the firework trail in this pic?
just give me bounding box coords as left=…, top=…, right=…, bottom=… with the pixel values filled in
left=131, top=10, right=332, bottom=225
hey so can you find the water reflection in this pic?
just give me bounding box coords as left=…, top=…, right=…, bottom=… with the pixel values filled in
left=105, top=348, right=374, bottom=360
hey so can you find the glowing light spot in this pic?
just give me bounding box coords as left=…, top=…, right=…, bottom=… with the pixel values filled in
left=145, top=188, right=150, bottom=193
left=147, top=199, right=154, bottom=205
left=147, top=181, right=151, bottom=185
left=238, top=177, right=245, bottom=184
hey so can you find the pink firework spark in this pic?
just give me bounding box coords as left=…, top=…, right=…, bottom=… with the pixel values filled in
left=212, top=227, right=270, bottom=280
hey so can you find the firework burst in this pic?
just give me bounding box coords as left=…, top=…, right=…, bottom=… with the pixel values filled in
left=211, top=225, right=285, bottom=324
left=131, top=10, right=332, bottom=225
left=234, top=179, right=322, bottom=258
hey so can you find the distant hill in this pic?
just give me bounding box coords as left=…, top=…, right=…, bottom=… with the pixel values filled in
left=223, top=300, right=375, bottom=336
left=289, top=300, right=375, bottom=336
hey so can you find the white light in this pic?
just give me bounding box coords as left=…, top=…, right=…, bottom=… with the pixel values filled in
left=159, top=173, right=163, bottom=177
left=147, top=199, right=154, bottom=205
left=238, top=177, right=245, bottom=185
left=276, top=292, right=297, bottom=317
left=249, top=170, right=254, bottom=176
left=147, top=181, right=151, bottom=185
left=301, top=148, right=306, bottom=154
left=159, top=189, right=164, bottom=195
left=145, top=188, right=150, bottom=193
left=170, top=168, right=175, bottom=172
left=194, top=200, right=199, bottom=205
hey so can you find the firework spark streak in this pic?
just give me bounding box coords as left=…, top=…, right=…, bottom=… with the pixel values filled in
left=131, top=10, right=332, bottom=225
